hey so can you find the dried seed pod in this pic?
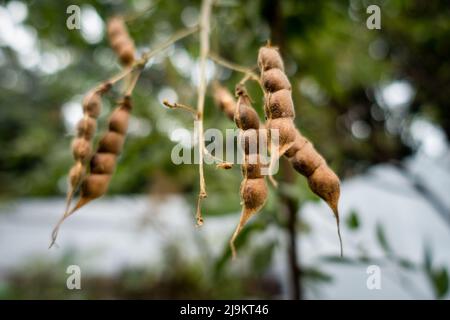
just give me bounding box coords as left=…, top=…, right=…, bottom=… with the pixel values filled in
left=290, top=142, right=343, bottom=255
left=307, top=165, right=342, bottom=256
left=108, top=107, right=130, bottom=135
left=64, top=161, right=85, bottom=231
left=50, top=173, right=112, bottom=248
left=110, top=34, right=129, bottom=51
left=257, top=44, right=343, bottom=256
left=239, top=129, right=267, bottom=160
left=239, top=128, right=261, bottom=155
left=290, top=141, right=325, bottom=177
left=258, top=46, right=284, bottom=71
left=98, top=131, right=125, bottom=155
left=262, top=68, right=291, bottom=92
left=83, top=91, right=102, bottom=118
left=230, top=84, right=268, bottom=258
left=107, top=16, right=135, bottom=66
left=266, top=118, right=297, bottom=180
left=235, top=104, right=260, bottom=131
left=266, top=89, right=295, bottom=119
left=107, top=17, right=127, bottom=39
left=90, top=153, right=117, bottom=174
left=213, top=83, right=236, bottom=121
left=284, top=130, right=307, bottom=158
left=118, top=44, right=135, bottom=66
left=267, top=118, right=297, bottom=150
left=72, top=138, right=92, bottom=162
left=76, top=116, right=97, bottom=140
left=230, top=178, right=268, bottom=258
left=308, top=165, right=340, bottom=212
left=61, top=86, right=108, bottom=240
left=241, top=178, right=268, bottom=211
left=235, top=85, right=263, bottom=154
left=68, top=162, right=85, bottom=191
left=80, top=174, right=112, bottom=200
left=242, top=161, right=264, bottom=179
left=51, top=98, right=132, bottom=248
left=234, top=94, right=260, bottom=130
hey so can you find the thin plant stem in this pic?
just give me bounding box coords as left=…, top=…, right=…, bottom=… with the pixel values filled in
left=140, top=26, right=199, bottom=65
left=163, top=100, right=199, bottom=119
left=125, top=69, right=143, bottom=96
left=107, top=67, right=134, bottom=86
left=123, top=1, right=159, bottom=23
left=209, top=52, right=259, bottom=81
left=194, top=0, right=214, bottom=227
left=203, top=149, right=230, bottom=165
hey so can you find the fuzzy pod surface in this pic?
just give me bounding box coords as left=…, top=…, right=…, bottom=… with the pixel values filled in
left=108, top=106, right=131, bottom=135
left=267, top=118, right=298, bottom=148
left=90, top=153, right=117, bottom=174
left=230, top=85, right=269, bottom=259
left=290, top=140, right=324, bottom=177
left=76, top=116, right=97, bottom=140
left=51, top=97, right=132, bottom=248
left=107, top=16, right=135, bottom=66
left=82, top=91, right=102, bottom=118
left=72, top=138, right=92, bottom=162
left=234, top=94, right=260, bottom=131
left=258, top=46, right=284, bottom=71
left=262, top=68, right=291, bottom=92
left=258, top=44, right=343, bottom=256
left=265, top=89, right=295, bottom=119
left=284, top=131, right=307, bottom=158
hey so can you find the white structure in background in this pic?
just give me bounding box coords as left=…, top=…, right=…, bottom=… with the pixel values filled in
left=299, top=152, right=450, bottom=299
left=0, top=150, right=449, bottom=299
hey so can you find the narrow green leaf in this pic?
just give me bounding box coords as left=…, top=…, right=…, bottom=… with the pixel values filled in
left=423, top=244, right=433, bottom=273
left=346, top=210, right=360, bottom=230
left=431, top=267, right=449, bottom=299
left=376, top=223, right=391, bottom=253
left=302, top=267, right=333, bottom=283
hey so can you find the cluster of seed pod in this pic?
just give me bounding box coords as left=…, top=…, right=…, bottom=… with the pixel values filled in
left=66, top=83, right=111, bottom=216
left=107, top=16, right=135, bottom=66
left=50, top=96, right=132, bottom=247
left=230, top=84, right=268, bottom=258
left=258, top=45, right=343, bottom=256
left=258, top=46, right=297, bottom=167
left=50, top=14, right=140, bottom=247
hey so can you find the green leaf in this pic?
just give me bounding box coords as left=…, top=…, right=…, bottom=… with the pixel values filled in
left=376, top=223, right=391, bottom=253
left=431, top=267, right=449, bottom=299
left=397, top=258, right=416, bottom=270
left=346, top=210, right=360, bottom=230
left=321, top=255, right=357, bottom=265
left=423, top=244, right=433, bottom=273
left=302, top=267, right=332, bottom=283
left=250, top=241, right=278, bottom=276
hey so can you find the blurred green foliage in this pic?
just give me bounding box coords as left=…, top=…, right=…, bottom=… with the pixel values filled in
left=0, top=0, right=449, bottom=300
left=346, top=210, right=360, bottom=230
left=0, top=0, right=448, bottom=204
left=0, top=243, right=282, bottom=299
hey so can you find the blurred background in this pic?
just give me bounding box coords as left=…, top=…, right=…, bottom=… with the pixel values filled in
left=0, top=0, right=449, bottom=299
